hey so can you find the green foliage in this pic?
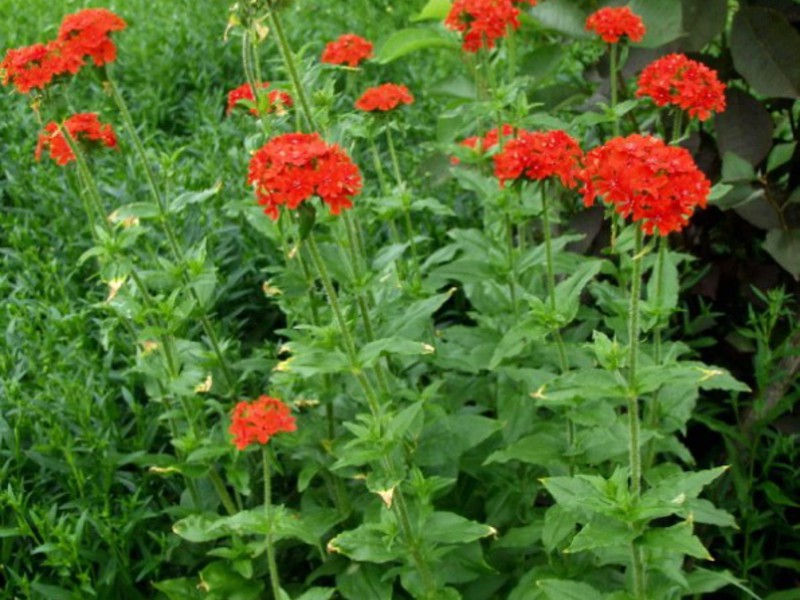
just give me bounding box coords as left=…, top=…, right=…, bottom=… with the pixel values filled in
left=1, top=0, right=799, bottom=598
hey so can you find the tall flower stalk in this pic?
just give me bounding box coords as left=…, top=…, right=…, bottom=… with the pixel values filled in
left=103, top=70, right=237, bottom=394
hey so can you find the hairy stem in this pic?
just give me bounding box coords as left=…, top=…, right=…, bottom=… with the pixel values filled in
left=262, top=448, right=283, bottom=600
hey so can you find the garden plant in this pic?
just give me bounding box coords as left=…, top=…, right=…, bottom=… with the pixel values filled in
left=1, top=0, right=799, bottom=599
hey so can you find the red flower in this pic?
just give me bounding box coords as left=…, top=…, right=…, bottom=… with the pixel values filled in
left=1, top=41, right=81, bottom=93
left=227, top=82, right=293, bottom=116
left=58, top=8, right=127, bottom=67
left=445, top=0, right=533, bottom=52
left=248, top=132, right=363, bottom=220
left=585, top=7, right=646, bottom=44
left=229, top=395, right=296, bottom=451
left=493, top=129, right=583, bottom=189
left=452, top=124, right=516, bottom=164
left=636, top=53, right=726, bottom=121
left=35, top=113, right=118, bottom=166
left=321, top=34, right=373, bottom=68
left=578, top=134, right=710, bottom=235
left=355, top=83, right=414, bottom=112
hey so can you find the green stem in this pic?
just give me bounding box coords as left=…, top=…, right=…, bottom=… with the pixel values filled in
left=385, top=126, right=422, bottom=289
left=305, top=232, right=381, bottom=417
left=105, top=72, right=237, bottom=394
left=370, top=137, right=407, bottom=281
left=262, top=448, right=283, bottom=600
left=266, top=6, right=315, bottom=132
left=541, top=185, right=573, bottom=472
left=627, top=225, right=646, bottom=599
left=390, top=481, right=438, bottom=598
left=609, top=43, right=619, bottom=137
left=644, top=238, right=667, bottom=469
left=209, top=468, right=240, bottom=515
left=504, top=211, right=518, bottom=317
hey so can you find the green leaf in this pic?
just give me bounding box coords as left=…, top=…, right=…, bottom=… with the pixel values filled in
left=686, top=568, right=762, bottom=598
left=376, top=28, right=459, bottom=64
left=646, top=248, right=679, bottom=315
left=529, top=0, right=590, bottom=39
left=386, top=402, right=425, bottom=441
left=412, top=0, right=452, bottom=22
left=170, top=183, right=221, bottom=214
left=358, top=337, right=431, bottom=367
left=537, top=579, right=604, bottom=600
left=295, top=588, right=336, bottom=600
left=484, top=431, right=565, bottom=467
left=153, top=578, right=205, bottom=600
left=542, top=505, right=577, bottom=553
left=328, top=523, right=402, bottom=563
left=716, top=90, right=774, bottom=166
left=540, top=475, right=616, bottom=516
left=681, top=0, right=728, bottom=52
left=764, top=229, right=800, bottom=280
left=641, top=521, right=713, bottom=560
left=423, top=512, right=496, bottom=545
left=629, top=0, right=684, bottom=48
left=172, top=514, right=227, bottom=543
left=199, top=561, right=265, bottom=600
left=566, top=516, right=635, bottom=554
left=731, top=7, right=800, bottom=98
left=721, top=152, right=756, bottom=184
left=113, top=202, right=160, bottom=219
left=337, top=563, right=394, bottom=600
left=554, top=260, right=603, bottom=323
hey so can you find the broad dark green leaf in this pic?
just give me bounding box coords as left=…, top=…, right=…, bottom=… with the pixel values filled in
left=566, top=516, right=635, bottom=554
left=764, top=229, right=800, bottom=280
left=716, top=89, right=774, bottom=166
left=328, top=523, right=402, bottom=563
left=629, top=0, right=684, bottom=48
left=731, top=7, right=800, bottom=98
left=528, top=0, right=590, bottom=39
left=680, top=0, right=727, bottom=51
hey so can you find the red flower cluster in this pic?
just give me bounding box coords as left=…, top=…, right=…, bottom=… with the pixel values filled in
left=579, top=134, right=710, bottom=235
left=636, top=53, right=726, bottom=121
left=229, top=395, right=296, bottom=451
left=35, top=113, right=118, bottom=166
left=445, top=0, right=537, bottom=53
left=355, top=83, right=414, bottom=112
left=57, top=9, right=127, bottom=67
left=493, top=129, right=583, bottom=189
left=0, top=42, right=79, bottom=93
left=585, top=7, right=646, bottom=44
left=452, top=124, right=515, bottom=164
left=1, top=8, right=125, bottom=93
left=226, top=82, right=293, bottom=116
left=248, top=133, right=363, bottom=220
left=321, top=33, right=373, bottom=68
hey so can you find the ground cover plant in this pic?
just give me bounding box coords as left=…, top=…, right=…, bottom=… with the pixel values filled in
left=1, top=0, right=799, bottom=599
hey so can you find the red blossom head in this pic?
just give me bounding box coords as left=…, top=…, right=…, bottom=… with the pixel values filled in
left=321, top=34, right=373, bottom=68
left=58, top=8, right=127, bottom=67
left=248, top=132, right=363, bottom=220
left=35, top=113, right=118, bottom=166
left=578, top=134, right=710, bottom=236
left=636, top=53, right=726, bottom=121
left=445, top=0, right=532, bottom=53
left=1, top=41, right=81, bottom=93
left=229, top=395, right=296, bottom=451
left=493, top=129, right=584, bottom=189
left=585, top=7, right=646, bottom=44
left=227, top=82, right=293, bottom=116
left=452, top=124, right=516, bottom=164
left=355, top=83, right=414, bottom=112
